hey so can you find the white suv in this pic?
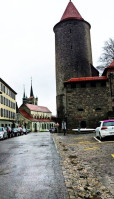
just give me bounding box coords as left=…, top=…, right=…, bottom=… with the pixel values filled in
left=95, top=120, right=114, bottom=140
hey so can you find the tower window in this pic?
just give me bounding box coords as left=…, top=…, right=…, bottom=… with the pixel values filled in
left=95, top=108, right=101, bottom=111
left=70, top=29, right=71, bottom=33
left=71, top=83, right=76, bottom=88
left=101, top=82, right=106, bottom=87
left=78, top=108, right=84, bottom=112
left=81, top=82, right=86, bottom=88
left=91, top=82, right=96, bottom=87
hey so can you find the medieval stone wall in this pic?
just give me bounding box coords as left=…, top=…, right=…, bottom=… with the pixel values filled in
left=65, top=80, right=112, bottom=129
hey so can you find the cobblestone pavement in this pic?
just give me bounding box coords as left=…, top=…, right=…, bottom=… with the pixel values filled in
left=52, top=133, right=114, bottom=199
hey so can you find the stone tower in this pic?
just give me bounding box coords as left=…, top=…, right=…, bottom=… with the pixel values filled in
left=53, top=1, right=93, bottom=124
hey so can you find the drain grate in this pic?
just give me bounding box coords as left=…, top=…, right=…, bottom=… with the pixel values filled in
left=40, top=144, right=49, bottom=147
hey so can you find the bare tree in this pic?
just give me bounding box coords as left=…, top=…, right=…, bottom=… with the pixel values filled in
left=96, top=38, right=114, bottom=71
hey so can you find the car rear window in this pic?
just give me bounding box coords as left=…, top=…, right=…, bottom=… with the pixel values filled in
left=103, top=121, right=114, bottom=126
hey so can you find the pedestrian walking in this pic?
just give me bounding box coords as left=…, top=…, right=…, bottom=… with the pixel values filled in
left=62, top=121, right=67, bottom=136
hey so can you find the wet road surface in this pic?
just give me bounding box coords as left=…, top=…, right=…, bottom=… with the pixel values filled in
left=0, top=132, right=69, bottom=199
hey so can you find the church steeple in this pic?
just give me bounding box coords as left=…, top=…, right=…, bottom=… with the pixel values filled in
left=23, top=85, right=27, bottom=104
left=22, top=79, right=38, bottom=105
left=23, top=85, right=26, bottom=98
left=30, top=78, right=34, bottom=97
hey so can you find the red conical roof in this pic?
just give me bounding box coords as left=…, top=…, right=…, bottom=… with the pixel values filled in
left=61, top=1, right=84, bottom=21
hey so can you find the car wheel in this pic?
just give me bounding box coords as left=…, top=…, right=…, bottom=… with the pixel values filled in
left=96, top=133, right=99, bottom=138
left=99, top=132, right=103, bottom=141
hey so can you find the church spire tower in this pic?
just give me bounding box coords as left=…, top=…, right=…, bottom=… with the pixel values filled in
left=23, top=86, right=25, bottom=99
left=30, top=77, right=34, bottom=97
left=22, top=79, right=38, bottom=105
left=23, top=85, right=27, bottom=104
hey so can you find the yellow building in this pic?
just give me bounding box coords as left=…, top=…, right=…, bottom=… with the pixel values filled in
left=0, top=78, right=17, bottom=127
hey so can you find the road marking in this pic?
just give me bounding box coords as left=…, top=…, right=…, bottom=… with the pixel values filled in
left=52, top=136, right=58, bottom=152
left=84, top=146, right=99, bottom=150
left=74, top=137, right=84, bottom=140
left=94, top=136, right=101, bottom=142
left=69, top=140, right=114, bottom=146
left=111, top=154, right=114, bottom=158
left=78, top=141, right=91, bottom=144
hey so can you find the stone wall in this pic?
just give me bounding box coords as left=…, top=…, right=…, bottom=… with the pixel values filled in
left=65, top=80, right=112, bottom=129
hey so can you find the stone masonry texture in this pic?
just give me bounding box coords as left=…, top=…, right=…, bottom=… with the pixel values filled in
left=54, top=19, right=92, bottom=96
left=65, top=80, right=112, bottom=129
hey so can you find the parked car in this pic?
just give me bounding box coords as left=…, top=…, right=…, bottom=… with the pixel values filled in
left=5, top=126, right=13, bottom=138
left=12, top=128, right=18, bottom=137
left=27, top=129, right=31, bottom=133
left=0, top=127, right=8, bottom=140
left=49, top=127, right=57, bottom=133
left=95, top=120, right=114, bottom=140
left=17, top=127, right=23, bottom=136
left=45, top=129, right=49, bottom=132
left=40, top=129, right=50, bottom=132
left=22, top=128, right=27, bottom=134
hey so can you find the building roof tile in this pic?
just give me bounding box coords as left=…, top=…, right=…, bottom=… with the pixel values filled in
left=61, top=1, right=83, bottom=21
left=26, top=104, right=51, bottom=113
left=19, top=109, right=36, bottom=121
left=64, top=76, right=107, bottom=83
left=19, top=109, right=52, bottom=122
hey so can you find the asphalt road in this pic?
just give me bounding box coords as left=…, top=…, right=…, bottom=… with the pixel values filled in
left=0, top=132, right=69, bottom=199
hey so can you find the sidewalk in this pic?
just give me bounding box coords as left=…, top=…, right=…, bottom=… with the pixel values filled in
left=52, top=133, right=114, bottom=199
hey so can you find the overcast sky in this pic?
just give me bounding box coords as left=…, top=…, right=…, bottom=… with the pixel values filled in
left=0, top=0, right=114, bottom=115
